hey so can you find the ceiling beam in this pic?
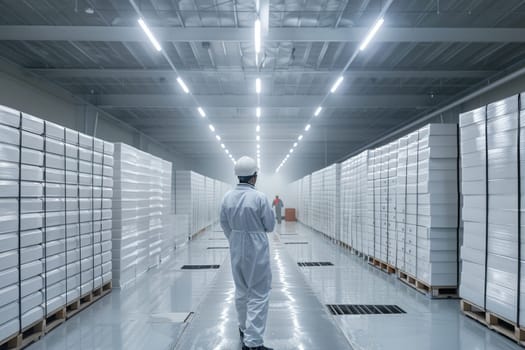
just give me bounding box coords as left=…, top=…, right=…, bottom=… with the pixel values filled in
left=87, top=93, right=442, bottom=109
left=31, top=67, right=494, bottom=80
left=1, top=26, right=525, bottom=43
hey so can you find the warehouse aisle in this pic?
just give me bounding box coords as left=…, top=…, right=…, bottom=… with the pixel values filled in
left=25, top=222, right=524, bottom=350
left=173, top=228, right=353, bottom=349
left=26, top=231, right=229, bottom=350
left=280, top=222, right=522, bottom=350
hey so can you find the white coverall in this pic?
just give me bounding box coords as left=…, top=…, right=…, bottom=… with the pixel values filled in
left=220, top=183, right=275, bottom=347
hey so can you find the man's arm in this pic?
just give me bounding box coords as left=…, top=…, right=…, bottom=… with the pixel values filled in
left=261, top=196, right=276, bottom=233
left=220, top=198, right=232, bottom=239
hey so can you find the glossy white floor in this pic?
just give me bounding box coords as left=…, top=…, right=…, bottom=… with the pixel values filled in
left=27, top=222, right=523, bottom=350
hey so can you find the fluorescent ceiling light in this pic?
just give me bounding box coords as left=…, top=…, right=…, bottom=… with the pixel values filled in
left=216, top=135, right=221, bottom=141
left=256, top=107, right=261, bottom=118
left=256, top=78, right=261, bottom=94
left=314, top=106, right=322, bottom=117
left=221, top=143, right=225, bottom=149
left=360, top=17, right=385, bottom=51
left=138, top=18, right=162, bottom=52
left=176, top=77, right=189, bottom=93
left=256, top=135, right=260, bottom=141
left=256, top=124, right=260, bottom=132
left=257, top=144, right=260, bottom=149
left=298, top=134, right=303, bottom=141
left=208, top=124, right=215, bottom=132
left=290, top=148, right=294, bottom=153
left=225, top=149, right=229, bottom=154
left=305, top=124, right=311, bottom=131
left=254, top=19, right=261, bottom=54
left=198, top=107, right=206, bottom=117
left=330, top=76, right=344, bottom=93
left=293, top=142, right=298, bottom=147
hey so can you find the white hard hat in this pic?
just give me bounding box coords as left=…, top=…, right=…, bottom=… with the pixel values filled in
left=235, top=156, right=259, bottom=176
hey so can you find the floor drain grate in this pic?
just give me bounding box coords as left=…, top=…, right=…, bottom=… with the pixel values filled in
left=207, top=247, right=229, bottom=250
left=280, top=233, right=299, bottom=236
left=285, top=242, right=308, bottom=245
left=298, top=262, right=334, bottom=267
left=181, top=265, right=220, bottom=270
left=327, top=304, right=406, bottom=315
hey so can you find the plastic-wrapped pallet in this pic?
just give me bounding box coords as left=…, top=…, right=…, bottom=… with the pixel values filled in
left=101, top=142, right=114, bottom=285
left=405, top=131, right=419, bottom=277
left=160, top=160, right=173, bottom=261
left=112, top=143, right=171, bottom=288
left=387, top=142, right=398, bottom=266
left=112, top=143, right=139, bottom=288
left=415, top=124, right=458, bottom=286
left=0, top=106, right=21, bottom=343
left=340, top=157, right=352, bottom=248
left=43, top=117, right=69, bottom=317
left=364, top=150, right=374, bottom=257
left=63, top=127, right=81, bottom=306
left=20, top=114, right=46, bottom=327
left=396, top=136, right=409, bottom=271
left=485, top=95, right=519, bottom=322
left=459, top=94, right=525, bottom=325
left=175, top=171, right=230, bottom=238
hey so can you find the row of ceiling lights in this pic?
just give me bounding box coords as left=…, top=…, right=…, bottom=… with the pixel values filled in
left=135, top=5, right=236, bottom=165
left=275, top=15, right=387, bottom=173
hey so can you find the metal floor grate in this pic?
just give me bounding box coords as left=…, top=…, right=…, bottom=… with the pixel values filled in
left=181, top=265, right=220, bottom=270
left=284, top=242, right=308, bottom=245
left=298, top=262, right=334, bottom=267
left=207, top=247, right=229, bottom=250
left=327, top=304, right=406, bottom=315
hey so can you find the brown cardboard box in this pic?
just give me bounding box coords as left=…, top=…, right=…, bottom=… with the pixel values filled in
left=285, top=208, right=296, bottom=221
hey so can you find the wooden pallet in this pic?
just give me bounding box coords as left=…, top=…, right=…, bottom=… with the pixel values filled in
left=66, top=298, right=82, bottom=319
left=461, top=299, right=525, bottom=346
left=19, top=319, right=45, bottom=349
left=0, top=331, right=20, bottom=350
left=45, top=307, right=66, bottom=334
left=398, top=271, right=457, bottom=298
left=101, top=281, right=113, bottom=296
left=369, top=257, right=396, bottom=274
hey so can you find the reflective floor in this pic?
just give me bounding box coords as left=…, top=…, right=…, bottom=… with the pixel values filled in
left=27, top=222, right=523, bottom=350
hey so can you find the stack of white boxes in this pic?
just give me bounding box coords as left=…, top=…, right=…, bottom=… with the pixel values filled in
left=365, top=150, right=377, bottom=257
left=379, top=145, right=388, bottom=262
left=339, top=151, right=369, bottom=253
left=340, top=157, right=352, bottom=247
left=405, top=131, right=419, bottom=277
left=63, top=127, right=80, bottom=309
left=175, top=171, right=230, bottom=239
left=0, top=104, right=115, bottom=346
left=101, top=142, right=113, bottom=286
left=374, top=148, right=382, bottom=259
left=486, top=96, right=519, bottom=322
left=43, top=118, right=69, bottom=318
left=415, top=124, right=458, bottom=286
left=112, top=143, right=172, bottom=288
left=78, top=134, right=94, bottom=297
left=112, top=143, right=138, bottom=288
left=387, top=142, right=398, bottom=266
left=160, top=160, right=173, bottom=261
left=357, top=151, right=369, bottom=255
left=396, top=136, right=409, bottom=271
left=0, top=106, right=21, bottom=342
left=21, top=115, right=46, bottom=327
left=147, top=156, right=162, bottom=268
left=459, top=106, right=486, bottom=307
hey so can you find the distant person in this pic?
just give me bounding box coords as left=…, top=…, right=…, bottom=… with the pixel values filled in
left=272, top=195, right=284, bottom=224
left=220, top=156, right=275, bottom=350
